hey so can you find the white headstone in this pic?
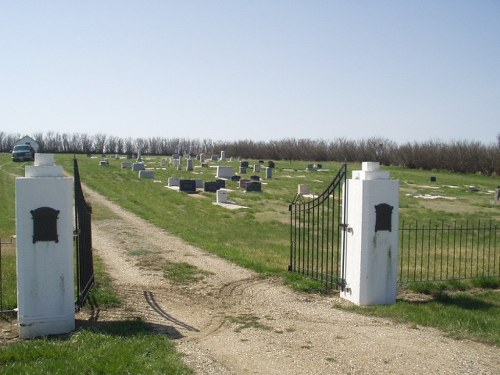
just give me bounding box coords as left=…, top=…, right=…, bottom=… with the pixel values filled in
left=298, top=184, right=310, bottom=195
left=217, top=189, right=228, bottom=203
left=216, top=166, right=233, bottom=179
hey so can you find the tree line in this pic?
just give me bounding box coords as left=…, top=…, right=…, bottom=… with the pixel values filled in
left=1, top=131, right=499, bottom=176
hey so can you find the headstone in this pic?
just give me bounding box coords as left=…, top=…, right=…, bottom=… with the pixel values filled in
left=100, top=159, right=109, bottom=166
left=245, top=181, right=262, bottom=192
left=204, top=181, right=219, bottom=192
left=266, top=167, right=273, bottom=179
left=298, top=184, right=310, bottom=195
left=195, top=179, right=204, bottom=189
left=216, top=179, right=226, bottom=189
left=253, top=164, right=261, bottom=173
left=240, top=161, right=249, bottom=168
left=136, top=149, right=142, bottom=162
left=216, top=165, right=233, bottom=179
left=160, top=159, right=168, bottom=167
left=172, top=153, right=180, bottom=160
left=220, top=151, right=226, bottom=161
left=179, top=179, right=197, bottom=194
left=211, top=155, right=219, bottom=162
left=200, top=153, right=205, bottom=163
left=315, top=164, right=322, bottom=169
left=139, top=170, right=155, bottom=179
left=216, top=189, right=228, bottom=203
left=430, top=176, right=437, bottom=182
left=186, top=159, right=194, bottom=171
left=239, top=179, right=251, bottom=189
left=168, top=177, right=180, bottom=187
left=259, top=160, right=264, bottom=164
left=307, top=164, right=316, bottom=171
left=251, top=175, right=260, bottom=181
left=231, top=175, right=241, bottom=182
left=496, top=186, right=500, bottom=201
left=121, top=162, right=132, bottom=169
left=268, top=161, right=275, bottom=168
left=239, top=167, right=247, bottom=174
left=132, top=162, right=145, bottom=171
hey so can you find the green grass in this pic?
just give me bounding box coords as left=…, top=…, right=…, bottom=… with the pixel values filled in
left=0, top=319, right=192, bottom=374
left=338, top=288, right=500, bottom=345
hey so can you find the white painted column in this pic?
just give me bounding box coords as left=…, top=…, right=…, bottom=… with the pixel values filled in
left=341, top=162, right=399, bottom=305
left=16, top=154, right=75, bottom=338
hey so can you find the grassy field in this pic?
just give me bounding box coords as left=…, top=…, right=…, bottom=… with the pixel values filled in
left=0, top=152, right=498, bottom=372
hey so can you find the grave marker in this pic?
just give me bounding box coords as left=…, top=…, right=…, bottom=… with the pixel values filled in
left=216, top=165, right=233, bottom=179
left=179, top=179, right=197, bottom=194
left=245, top=181, right=262, bottom=192
left=204, top=181, right=219, bottom=192
left=139, top=170, right=155, bottom=179
left=132, top=162, right=145, bottom=171
left=168, top=177, right=180, bottom=187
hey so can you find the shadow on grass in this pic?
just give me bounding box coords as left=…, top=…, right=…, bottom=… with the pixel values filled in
left=401, top=292, right=497, bottom=311
left=75, top=318, right=185, bottom=339
left=433, top=293, right=497, bottom=311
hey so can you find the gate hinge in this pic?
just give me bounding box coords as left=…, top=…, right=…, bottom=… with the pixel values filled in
left=339, top=223, right=353, bottom=233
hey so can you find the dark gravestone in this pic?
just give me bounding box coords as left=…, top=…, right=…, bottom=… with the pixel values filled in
left=216, top=179, right=226, bottom=189
left=245, top=181, right=262, bottom=192
left=239, top=167, right=247, bottom=174
left=231, top=175, right=241, bottom=182
left=251, top=175, right=260, bottom=181
left=268, top=161, right=275, bottom=168
left=259, top=160, right=264, bottom=164
left=240, top=161, right=249, bottom=168
left=179, top=179, right=197, bottom=194
left=204, top=181, right=219, bottom=193
left=315, top=164, right=322, bottom=169
left=430, top=176, right=437, bottom=182
left=239, top=179, right=251, bottom=189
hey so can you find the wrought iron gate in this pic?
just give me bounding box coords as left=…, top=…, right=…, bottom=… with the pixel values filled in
left=74, top=158, right=95, bottom=308
left=289, top=164, right=348, bottom=289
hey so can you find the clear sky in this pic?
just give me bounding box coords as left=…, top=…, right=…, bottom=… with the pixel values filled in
left=1, top=1, right=499, bottom=145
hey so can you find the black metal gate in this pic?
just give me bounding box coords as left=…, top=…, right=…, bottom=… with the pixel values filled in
left=74, top=158, right=95, bottom=308
left=289, top=164, right=348, bottom=289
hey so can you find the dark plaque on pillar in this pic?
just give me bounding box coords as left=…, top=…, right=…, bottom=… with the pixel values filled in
left=31, top=207, right=60, bottom=243
left=374, top=203, right=393, bottom=232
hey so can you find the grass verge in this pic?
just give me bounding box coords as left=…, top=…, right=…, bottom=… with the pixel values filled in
left=0, top=319, right=192, bottom=374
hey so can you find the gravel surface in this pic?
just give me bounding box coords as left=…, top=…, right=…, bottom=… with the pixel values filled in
left=3, top=185, right=499, bottom=374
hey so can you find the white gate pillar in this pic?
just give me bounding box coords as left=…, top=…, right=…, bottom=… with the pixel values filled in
left=16, top=154, right=75, bottom=338
left=341, top=162, right=399, bottom=305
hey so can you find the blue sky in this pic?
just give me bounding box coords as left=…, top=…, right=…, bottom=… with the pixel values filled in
left=1, top=1, right=499, bottom=144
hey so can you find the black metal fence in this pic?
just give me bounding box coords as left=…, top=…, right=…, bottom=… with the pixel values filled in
left=0, top=238, right=15, bottom=316
left=289, top=164, right=348, bottom=288
left=399, top=220, right=499, bottom=283
left=74, top=158, right=95, bottom=308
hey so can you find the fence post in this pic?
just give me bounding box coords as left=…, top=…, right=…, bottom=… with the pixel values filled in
left=341, top=162, right=399, bottom=305
left=15, top=154, right=75, bottom=338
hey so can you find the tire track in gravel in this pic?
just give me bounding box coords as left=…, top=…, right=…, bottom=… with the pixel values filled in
left=81, top=185, right=500, bottom=375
